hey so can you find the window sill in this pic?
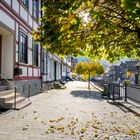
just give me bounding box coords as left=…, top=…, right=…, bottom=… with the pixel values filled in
left=33, top=65, right=39, bottom=68
left=18, top=62, right=28, bottom=66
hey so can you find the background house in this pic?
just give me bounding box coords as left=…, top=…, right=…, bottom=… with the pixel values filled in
left=135, top=62, right=140, bottom=85
left=108, top=62, right=121, bottom=81
left=108, top=60, right=139, bottom=84
left=62, top=56, right=71, bottom=81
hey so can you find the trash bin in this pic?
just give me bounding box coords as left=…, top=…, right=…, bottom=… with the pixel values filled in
left=102, top=84, right=108, bottom=96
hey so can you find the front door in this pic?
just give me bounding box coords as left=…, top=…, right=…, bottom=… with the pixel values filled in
left=0, top=35, right=2, bottom=76
left=135, top=74, right=138, bottom=85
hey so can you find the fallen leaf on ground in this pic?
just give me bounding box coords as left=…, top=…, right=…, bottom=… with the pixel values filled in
left=22, top=127, right=28, bottom=131
left=105, top=133, right=110, bottom=139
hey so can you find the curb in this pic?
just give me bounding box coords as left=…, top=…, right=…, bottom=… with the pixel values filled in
left=90, top=83, right=104, bottom=92
left=107, top=100, right=140, bottom=117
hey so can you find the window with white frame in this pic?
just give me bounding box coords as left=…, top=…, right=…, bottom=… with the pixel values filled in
left=33, top=0, right=39, bottom=21
left=32, top=43, right=39, bottom=66
left=19, top=32, right=28, bottom=63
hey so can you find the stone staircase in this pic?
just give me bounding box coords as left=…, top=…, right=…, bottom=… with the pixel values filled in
left=53, top=81, right=66, bottom=89
left=0, top=81, right=31, bottom=110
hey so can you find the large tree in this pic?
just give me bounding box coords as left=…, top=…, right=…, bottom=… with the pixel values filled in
left=34, top=0, right=140, bottom=61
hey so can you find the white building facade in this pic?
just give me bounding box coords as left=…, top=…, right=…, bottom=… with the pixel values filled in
left=0, top=0, right=42, bottom=96
left=42, top=50, right=62, bottom=90
left=0, top=0, right=71, bottom=96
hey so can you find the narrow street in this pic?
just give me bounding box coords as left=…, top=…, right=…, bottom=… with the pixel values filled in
left=0, top=81, right=139, bottom=140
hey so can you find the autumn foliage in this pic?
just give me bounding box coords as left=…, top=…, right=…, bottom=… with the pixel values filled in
left=76, top=61, right=104, bottom=89
left=34, top=0, right=140, bottom=61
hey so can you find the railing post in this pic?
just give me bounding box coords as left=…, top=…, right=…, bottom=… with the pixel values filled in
left=125, top=82, right=127, bottom=101
left=108, top=83, right=110, bottom=99
left=112, top=83, right=115, bottom=101
left=118, top=82, right=120, bottom=98
left=28, top=85, right=31, bottom=101
left=14, top=87, right=17, bottom=109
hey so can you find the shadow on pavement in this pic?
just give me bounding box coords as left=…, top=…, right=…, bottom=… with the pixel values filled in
left=0, top=108, right=8, bottom=114
left=108, top=101, right=140, bottom=117
left=70, top=90, right=103, bottom=101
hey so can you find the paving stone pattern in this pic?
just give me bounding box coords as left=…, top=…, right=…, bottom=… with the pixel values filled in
left=0, top=81, right=139, bottom=140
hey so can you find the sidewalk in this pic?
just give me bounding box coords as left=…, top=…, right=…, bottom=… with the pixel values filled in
left=91, top=82, right=140, bottom=116
left=0, top=81, right=139, bottom=140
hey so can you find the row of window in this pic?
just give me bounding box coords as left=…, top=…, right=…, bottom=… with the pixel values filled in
left=21, top=0, right=39, bottom=21
left=19, top=32, right=38, bottom=66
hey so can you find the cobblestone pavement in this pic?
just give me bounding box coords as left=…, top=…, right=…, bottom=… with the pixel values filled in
left=0, top=81, right=140, bottom=140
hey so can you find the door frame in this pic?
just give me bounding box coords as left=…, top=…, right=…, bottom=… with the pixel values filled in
left=54, top=61, right=57, bottom=81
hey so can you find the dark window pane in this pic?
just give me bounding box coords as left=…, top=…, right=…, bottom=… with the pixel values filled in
left=33, top=0, right=39, bottom=20
left=33, top=43, right=38, bottom=66
left=19, top=32, right=28, bottom=63
left=21, top=0, right=28, bottom=8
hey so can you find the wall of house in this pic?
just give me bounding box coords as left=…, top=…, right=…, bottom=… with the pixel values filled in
left=56, top=62, right=61, bottom=80
left=1, top=0, right=63, bottom=94
left=62, top=63, right=66, bottom=80
left=127, top=85, right=140, bottom=103
left=0, top=0, right=42, bottom=96
left=41, top=52, right=62, bottom=91
left=1, top=34, right=14, bottom=79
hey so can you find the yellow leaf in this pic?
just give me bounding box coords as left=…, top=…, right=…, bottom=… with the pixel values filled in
left=94, top=133, right=98, bottom=137
left=87, top=1, right=91, bottom=6
left=81, top=128, right=86, bottom=133
left=128, top=129, right=135, bottom=135
left=41, top=6, right=47, bottom=11
left=105, top=133, right=110, bottom=139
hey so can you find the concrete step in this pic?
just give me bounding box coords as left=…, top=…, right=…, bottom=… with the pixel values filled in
left=0, top=86, right=8, bottom=91
left=53, top=82, right=64, bottom=89
left=16, top=100, right=32, bottom=110
left=3, top=96, right=26, bottom=109
left=0, top=92, right=20, bottom=103
left=0, top=90, right=14, bottom=96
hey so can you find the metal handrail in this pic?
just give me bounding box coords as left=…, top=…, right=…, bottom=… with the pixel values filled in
left=0, top=74, right=17, bottom=109
left=0, top=74, right=17, bottom=88
left=19, top=77, right=31, bottom=101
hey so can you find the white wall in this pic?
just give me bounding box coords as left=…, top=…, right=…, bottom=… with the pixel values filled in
left=0, top=9, right=15, bottom=31
left=20, top=6, right=28, bottom=22
left=56, top=62, right=61, bottom=80
left=19, top=66, right=27, bottom=76
left=4, top=0, right=11, bottom=6
left=47, top=56, right=51, bottom=81
left=62, top=64, right=66, bottom=77
left=12, top=0, right=19, bottom=13
left=1, top=34, right=14, bottom=79
left=51, top=60, right=55, bottom=81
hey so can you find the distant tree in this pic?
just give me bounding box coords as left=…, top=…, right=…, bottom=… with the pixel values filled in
left=76, top=61, right=104, bottom=89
